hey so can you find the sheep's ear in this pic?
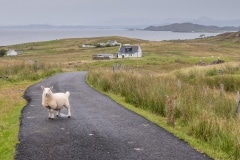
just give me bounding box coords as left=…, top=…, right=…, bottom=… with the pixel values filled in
left=50, top=86, right=53, bottom=90
left=41, top=86, right=44, bottom=90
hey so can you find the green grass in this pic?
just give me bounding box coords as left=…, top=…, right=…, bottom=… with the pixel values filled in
left=87, top=68, right=240, bottom=159
left=99, top=91, right=229, bottom=160
left=0, top=32, right=240, bottom=159
left=0, top=97, right=26, bottom=160
left=0, top=62, right=63, bottom=160
left=0, top=81, right=31, bottom=160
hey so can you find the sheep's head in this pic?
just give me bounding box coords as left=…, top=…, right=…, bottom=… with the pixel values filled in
left=41, top=86, right=53, bottom=97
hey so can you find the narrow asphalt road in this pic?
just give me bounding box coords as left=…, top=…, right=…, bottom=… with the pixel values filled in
left=15, top=71, right=211, bottom=160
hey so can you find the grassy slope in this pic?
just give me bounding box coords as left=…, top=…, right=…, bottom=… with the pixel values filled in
left=0, top=31, right=240, bottom=159
left=0, top=82, right=32, bottom=160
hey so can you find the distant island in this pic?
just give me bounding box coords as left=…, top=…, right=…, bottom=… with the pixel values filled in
left=144, top=23, right=240, bottom=33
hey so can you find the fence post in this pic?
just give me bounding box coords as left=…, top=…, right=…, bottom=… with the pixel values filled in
left=166, top=95, right=177, bottom=127
left=177, top=80, right=181, bottom=90
left=220, top=84, right=224, bottom=96
left=112, top=65, right=115, bottom=73
left=202, top=86, right=206, bottom=96
left=34, top=60, right=38, bottom=72
left=236, top=91, right=240, bottom=113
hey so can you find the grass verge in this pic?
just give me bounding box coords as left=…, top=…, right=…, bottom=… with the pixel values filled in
left=86, top=68, right=240, bottom=160
left=0, top=62, right=62, bottom=160
left=87, top=82, right=229, bottom=159
left=0, top=82, right=33, bottom=160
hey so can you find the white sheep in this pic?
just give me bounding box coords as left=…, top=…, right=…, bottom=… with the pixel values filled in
left=41, top=86, right=71, bottom=119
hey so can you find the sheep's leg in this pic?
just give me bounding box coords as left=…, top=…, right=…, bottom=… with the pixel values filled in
left=56, top=110, right=60, bottom=117
left=68, top=107, right=71, bottom=118
left=49, top=109, right=54, bottom=120
left=51, top=109, right=54, bottom=119
left=66, top=104, right=71, bottom=118
left=48, top=109, right=51, bottom=119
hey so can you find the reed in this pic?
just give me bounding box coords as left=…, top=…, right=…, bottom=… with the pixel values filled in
left=87, top=67, right=240, bottom=159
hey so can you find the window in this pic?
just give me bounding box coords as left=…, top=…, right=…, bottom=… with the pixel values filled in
left=125, top=47, right=132, bottom=52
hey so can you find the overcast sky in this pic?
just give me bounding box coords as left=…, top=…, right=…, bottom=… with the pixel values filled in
left=1, top=0, right=239, bottom=26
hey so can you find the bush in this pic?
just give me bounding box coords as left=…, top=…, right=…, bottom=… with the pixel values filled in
left=0, top=49, right=7, bottom=57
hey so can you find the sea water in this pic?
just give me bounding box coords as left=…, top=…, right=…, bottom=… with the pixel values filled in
left=0, top=28, right=220, bottom=46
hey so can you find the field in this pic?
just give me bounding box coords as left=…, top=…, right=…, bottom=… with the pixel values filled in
left=1, top=32, right=240, bottom=159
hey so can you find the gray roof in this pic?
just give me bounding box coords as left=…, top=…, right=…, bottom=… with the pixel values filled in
left=118, top=45, right=140, bottom=54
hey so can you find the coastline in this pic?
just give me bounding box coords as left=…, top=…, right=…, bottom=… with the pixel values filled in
left=0, top=28, right=221, bottom=46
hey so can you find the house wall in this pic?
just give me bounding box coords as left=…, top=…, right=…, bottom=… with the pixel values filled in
left=138, top=47, right=142, bottom=57
left=117, top=46, right=142, bottom=58
left=117, top=52, right=141, bottom=58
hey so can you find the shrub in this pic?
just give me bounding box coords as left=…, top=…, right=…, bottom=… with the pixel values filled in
left=0, top=49, right=7, bottom=57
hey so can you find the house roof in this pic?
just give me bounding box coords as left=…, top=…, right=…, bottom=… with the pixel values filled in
left=118, top=45, right=140, bottom=53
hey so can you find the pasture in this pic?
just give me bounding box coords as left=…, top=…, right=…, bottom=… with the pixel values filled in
left=1, top=32, right=240, bottom=159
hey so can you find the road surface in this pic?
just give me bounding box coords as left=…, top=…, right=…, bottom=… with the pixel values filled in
left=15, top=71, right=211, bottom=160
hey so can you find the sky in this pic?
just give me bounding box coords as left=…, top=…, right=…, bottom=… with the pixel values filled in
left=1, top=0, right=240, bottom=26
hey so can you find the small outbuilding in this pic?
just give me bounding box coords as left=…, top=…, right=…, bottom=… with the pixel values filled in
left=82, top=44, right=95, bottom=48
left=93, top=54, right=114, bottom=60
left=107, top=40, right=121, bottom=46
left=116, top=45, right=142, bottom=58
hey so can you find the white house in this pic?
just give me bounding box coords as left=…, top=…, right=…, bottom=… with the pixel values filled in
left=98, top=43, right=107, bottom=47
left=7, top=49, right=18, bottom=56
left=116, top=45, right=142, bottom=58
left=107, top=40, right=121, bottom=46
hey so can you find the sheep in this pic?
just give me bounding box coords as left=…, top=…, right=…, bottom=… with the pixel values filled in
left=41, top=86, right=71, bottom=119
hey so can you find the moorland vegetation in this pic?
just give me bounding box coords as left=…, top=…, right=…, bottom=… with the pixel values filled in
left=1, top=32, right=240, bottom=159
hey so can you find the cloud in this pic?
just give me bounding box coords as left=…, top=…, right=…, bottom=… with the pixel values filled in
left=0, top=0, right=239, bottom=25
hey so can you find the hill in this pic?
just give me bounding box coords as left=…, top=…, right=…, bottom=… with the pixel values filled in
left=144, top=23, right=240, bottom=33
left=209, top=31, right=240, bottom=42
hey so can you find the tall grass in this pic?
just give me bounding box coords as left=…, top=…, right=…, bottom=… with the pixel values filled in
left=1, top=35, right=240, bottom=159
left=87, top=67, right=240, bottom=159
left=0, top=61, right=62, bottom=82
left=0, top=85, right=28, bottom=160
left=0, top=61, right=62, bottom=160
left=175, top=63, right=240, bottom=92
